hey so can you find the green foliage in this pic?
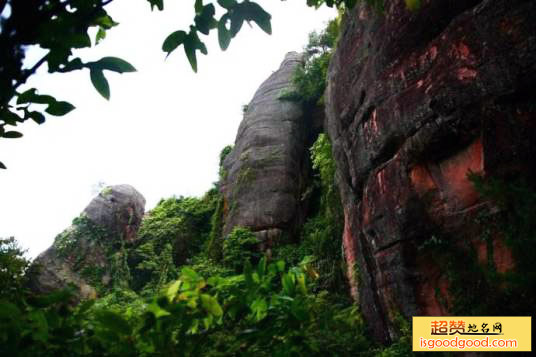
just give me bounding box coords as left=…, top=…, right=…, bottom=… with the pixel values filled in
left=280, top=18, right=339, bottom=106
left=272, top=134, right=345, bottom=293
left=223, top=226, right=260, bottom=272
left=130, top=195, right=217, bottom=293
left=218, top=144, right=233, bottom=180
left=375, top=313, right=413, bottom=356
left=53, top=214, right=108, bottom=258
left=0, top=253, right=375, bottom=356
left=0, top=237, right=29, bottom=301
left=207, top=195, right=225, bottom=261
left=219, top=145, right=233, bottom=167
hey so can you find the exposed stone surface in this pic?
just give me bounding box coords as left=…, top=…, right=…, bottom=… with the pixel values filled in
left=29, top=185, right=146, bottom=299
left=221, top=52, right=319, bottom=245
left=326, top=0, right=536, bottom=342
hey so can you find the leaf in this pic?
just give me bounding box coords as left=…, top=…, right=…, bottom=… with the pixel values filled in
left=147, top=301, right=171, bottom=318
left=166, top=280, right=182, bottom=301
left=147, top=0, right=164, bottom=11
left=1, top=110, right=22, bottom=125
left=162, top=30, right=187, bottom=55
left=96, top=27, right=106, bottom=44
left=17, top=88, right=55, bottom=105
left=95, top=310, right=132, bottom=335
left=250, top=298, right=267, bottom=322
left=229, top=11, right=244, bottom=37
left=281, top=273, right=295, bottom=296
left=94, top=14, right=118, bottom=29
left=297, top=273, right=307, bottom=295
left=257, top=256, right=266, bottom=278
left=276, top=260, right=285, bottom=272
left=200, top=294, right=223, bottom=317
left=195, top=0, right=203, bottom=14
left=194, top=3, right=217, bottom=35
left=45, top=101, right=75, bottom=116
left=28, top=111, right=46, bottom=124
left=181, top=267, right=200, bottom=281
left=3, top=131, right=23, bottom=139
left=244, top=2, right=272, bottom=35
left=90, top=69, right=110, bottom=100
left=217, top=0, right=236, bottom=9
left=184, top=38, right=198, bottom=72
left=244, top=260, right=254, bottom=288
left=95, top=57, right=136, bottom=73
left=218, top=17, right=232, bottom=50
left=405, top=0, right=421, bottom=11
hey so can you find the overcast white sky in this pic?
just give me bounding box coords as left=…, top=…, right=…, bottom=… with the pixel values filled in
left=0, top=1, right=335, bottom=258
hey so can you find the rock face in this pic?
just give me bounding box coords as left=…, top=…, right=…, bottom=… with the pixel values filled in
left=326, top=0, right=536, bottom=342
left=29, top=185, right=146, bottom=299
left=221, top=52, right=319, bottom=246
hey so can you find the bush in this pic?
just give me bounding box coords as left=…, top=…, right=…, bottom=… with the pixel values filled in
left=0, top=237, right=29, bottom=301
left=129, top=195, right=217, bottom=293
left=280, top=18, right=340, bottom=106
left=223, top=227, right=261, bottom=272
left=0, top=256, right=374, bottom=356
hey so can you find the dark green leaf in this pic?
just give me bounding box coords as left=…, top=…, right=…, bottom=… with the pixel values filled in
left=3, top=131, right=23, bottom=139
left=195, top=0, right=203, bottom=14
left=27, top=289, right=73, bottom=308
left=95, top=311, right=132, bottom=335
left=95, top=57, right=136, bottom=73
left=66, top=33, right=92, bottom=49
left=162, top=30, right=187, bottom=55
left=244, top=2, right=272, bottom=35
left=45, top=101, right=75, bottom=116
left=1, top=110, right=22, bottom=125
left=17, top=88, right=57, bottom=106
left=147, top=0, right=164, bottom=11
left=244, top=260, right=254, bottom=288
left=46, top=48, right=72, bottom=72
left=218, top=0, right=237, bottom=9
left=184, top=38, right=198, bottom=72
left=60, top=58, right=84, bottom=72
left=90, top=69, right=110, bottom=100
left=218, top=17, right=232, bottom=50
left=0, top=301, right=20, bottom=319
left=230, top=11, right=244, bottom=37
left=17, top=88, right=38, bottom=104
left=194, top=4, right=217, bottom=35
left=28, top=111, right=46, bottom=124
left=257, top=256, right=266, bottom=278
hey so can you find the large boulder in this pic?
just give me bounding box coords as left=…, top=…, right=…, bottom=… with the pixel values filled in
left=221, top=52, right=319, bottom=247
left=326, top=0, right=536, bottom=342
left=29, top=185, right=146, bottom=299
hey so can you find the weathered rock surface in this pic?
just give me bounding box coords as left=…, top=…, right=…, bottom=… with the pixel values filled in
left=29, top=185, right=146, bottom=299
left=221, top=52, right=319, bottom=245
left=326, top=0, right=536, bottom=342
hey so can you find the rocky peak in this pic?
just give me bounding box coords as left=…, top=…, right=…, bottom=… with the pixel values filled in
left=220, top=52, right=316, bottom=248
left=326, top=0, right=536, bottom=343
left=28, top=185, right=146, bottom=299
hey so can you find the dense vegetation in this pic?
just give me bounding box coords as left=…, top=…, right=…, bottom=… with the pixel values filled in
left=0, top=134, right=405, bottom=356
